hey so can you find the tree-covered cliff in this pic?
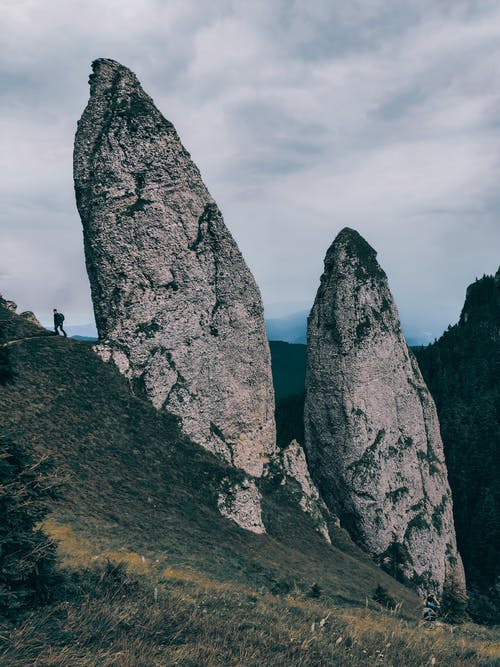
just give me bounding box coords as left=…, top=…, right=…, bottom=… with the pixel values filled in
left=414, top=270, right=500, bottom=623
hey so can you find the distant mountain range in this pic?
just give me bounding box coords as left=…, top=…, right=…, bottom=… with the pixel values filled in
left=265, top=311, right=308, bottom=344
left=265, top=309, right=435, bottom=346
left=65, top=323, right=98, bottom=339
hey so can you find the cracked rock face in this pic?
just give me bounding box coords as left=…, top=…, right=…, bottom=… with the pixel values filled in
left=74, top=59, right=276, bottom=477
left=304, top=228, right=465, bottom=594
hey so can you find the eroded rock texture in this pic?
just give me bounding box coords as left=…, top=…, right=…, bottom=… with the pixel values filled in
left=304, top=228, right=465, bottom=594
left=74, top=59, right=276, bottom=478
left=280, top=439, right=332, bottom=543
left=217, top=478, right=265, bottom=534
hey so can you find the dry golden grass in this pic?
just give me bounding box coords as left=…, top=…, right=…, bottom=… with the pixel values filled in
left=33, top=517, right=498, bottom=666
left=2, top=545, right=498, bottom=667
left=2, top=564, right=498, bottom=667
left=44, top=520, right=151, bottom=574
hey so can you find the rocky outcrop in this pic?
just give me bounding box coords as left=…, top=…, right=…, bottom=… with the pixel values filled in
left=304, top=228, right=465, bottom=595
left=280, top=440, right=332, bottom=542
left=19, top=311, right=42, bottom=327
left=217, top=478, right=265, bottom=534
left=73, top=59, right=276, bottom=479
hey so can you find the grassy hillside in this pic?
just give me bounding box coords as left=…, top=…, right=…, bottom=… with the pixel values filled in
left=3, top=563, right=499, bottom=667
left=1, top=298, right=499, bottom=665
left=0, top=299, right=419, bottom=607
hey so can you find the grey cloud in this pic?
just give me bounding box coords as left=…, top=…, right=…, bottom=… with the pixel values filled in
left=0, top=0, right=499, bottom=338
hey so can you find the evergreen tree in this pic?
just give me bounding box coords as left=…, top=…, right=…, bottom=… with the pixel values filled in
left=441, top=568, right=468, bottom=624
left=379, top=540, right=411, bottom=584
left=275, top=393, right=305, bottom=449
left=373, top=583, right=396, bottom=609
left=0, top=321, right=13, bottom=385
left=0, top=347, right=13, bottom=385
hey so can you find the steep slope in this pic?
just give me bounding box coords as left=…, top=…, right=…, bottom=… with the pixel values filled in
left=73, top=59, right=275, bottom=478
left=414, top=270, right=500, bottom=621
left=304, top=228, right=464, bottom=596
left=0, top=298, right=422, bottom=616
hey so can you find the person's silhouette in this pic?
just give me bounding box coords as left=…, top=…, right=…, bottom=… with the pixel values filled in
left=53, top=309, right=67, bottom=337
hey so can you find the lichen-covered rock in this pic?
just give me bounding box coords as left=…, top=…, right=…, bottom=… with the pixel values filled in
left=74, top=59, right=276, bottom=478
left=304, top=227, right=465, bottom=595
left=217, top=478, right=265, bottom=534
left=280, top=439, right=331, bottom=543
left=5, top=301, right=17, bottom=313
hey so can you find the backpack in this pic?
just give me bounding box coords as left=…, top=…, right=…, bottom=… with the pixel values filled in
left=422, top=606, right=438, bottom=621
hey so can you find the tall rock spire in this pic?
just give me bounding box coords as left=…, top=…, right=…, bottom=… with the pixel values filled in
left=304, top=227, right=465, bottom=594
left=73, top=59, right=276, bottom=478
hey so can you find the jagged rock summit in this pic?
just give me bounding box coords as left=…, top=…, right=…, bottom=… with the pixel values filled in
left=73, top=58, right=276, bottom=479
left=304, top=228, right=465, bottom=595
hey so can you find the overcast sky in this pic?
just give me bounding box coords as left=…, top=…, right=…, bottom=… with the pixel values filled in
left=1, top=0, right=499, bottom=338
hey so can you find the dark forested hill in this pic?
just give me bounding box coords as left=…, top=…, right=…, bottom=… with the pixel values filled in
left=269, top=342, right=306, bottom=448
left=269, top=341, right=306, bottom=401
left=414, top=270, right=500, bottom=623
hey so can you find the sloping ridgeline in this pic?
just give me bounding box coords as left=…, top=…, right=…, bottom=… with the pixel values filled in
left=414, top=270, right=500, bottom=624
left=0, top=297, right=423, bottom=589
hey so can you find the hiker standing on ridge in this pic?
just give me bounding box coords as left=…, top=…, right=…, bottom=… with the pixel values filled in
left=53, top=309, right=67, bottom=337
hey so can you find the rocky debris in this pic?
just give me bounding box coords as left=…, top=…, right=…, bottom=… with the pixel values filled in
left=304, top=227, right=465, bottom=595
left=19, top=311, right=42, bottom=327
left=280, top=440, right=332, bottom=542
left=74, top=59, right=276, bottom=479
left=217, top=478, right=265, bottom=534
